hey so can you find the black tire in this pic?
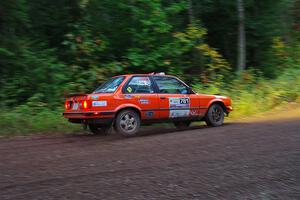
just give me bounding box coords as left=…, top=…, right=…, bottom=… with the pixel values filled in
left=115, top=109, right=141, bottom=137
left=174, top=121, right=191, bottom=129
left=88, top=124, right=111, bottom=135
left=205, top=104, right=225, bottom=127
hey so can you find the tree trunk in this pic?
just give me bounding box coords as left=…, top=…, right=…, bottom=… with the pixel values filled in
left=188, top=0, right=195, bottom=24
left=237, top=0, right=246, bottom=71
left=187, top=0, right=203, bottom=75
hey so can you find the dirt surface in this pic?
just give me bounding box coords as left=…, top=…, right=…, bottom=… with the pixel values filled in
left=0, top=111, right=299, bottom=200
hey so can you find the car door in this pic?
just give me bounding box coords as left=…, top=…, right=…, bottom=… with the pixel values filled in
left=122, top=76, right=159, bottom=119
left=152, top=76, right=200, bottom=119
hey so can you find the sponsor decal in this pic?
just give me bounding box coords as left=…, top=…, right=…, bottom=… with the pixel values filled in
left=139, top=99, right=150, bottom=104
left=169, top=97, right=190, bottom=109
left=91, top=95, right=99, bottom=100
left=190, top=109, right=198, bottom=116
left=127, top=87, right=133, bottom=93
left=137, top=80, right=150, bottom=86
left=124, top=94, right=133, bottom=99
left=145, top=111, right=154, bottom=118
left=134, top=77, right=151, bottom=86
left=92, top=101, right=107, bottom=107
left=170, top=110, right=190, bottom=118
left=169, top=97, right=190, bottom=118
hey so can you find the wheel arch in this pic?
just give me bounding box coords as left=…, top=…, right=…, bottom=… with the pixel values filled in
left=114, top=105, right=142, bottom=119
left=114, top=105, right=142, bottom=136
left=207, top=100, right=227, bottom=114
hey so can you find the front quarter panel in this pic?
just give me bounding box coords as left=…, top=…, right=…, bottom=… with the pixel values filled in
left=198, top=94, right=232, bottom=113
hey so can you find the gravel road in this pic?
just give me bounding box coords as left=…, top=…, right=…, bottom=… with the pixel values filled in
left=0, top=115, right=299, bottom=200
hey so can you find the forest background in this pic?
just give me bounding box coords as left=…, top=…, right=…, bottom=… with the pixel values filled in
left=0, top=0, right=299, bottom=135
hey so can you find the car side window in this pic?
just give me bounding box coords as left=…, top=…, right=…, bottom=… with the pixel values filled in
left=153, top=76, right=188, bottom=94
left=124, top=77, right=154, bottom=94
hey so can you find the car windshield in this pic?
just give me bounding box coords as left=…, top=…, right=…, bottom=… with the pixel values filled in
left=93, top=76, right=125, bottom=93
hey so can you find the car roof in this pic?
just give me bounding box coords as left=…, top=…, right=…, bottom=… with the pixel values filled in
left=113, top=74, right=176, bottom=78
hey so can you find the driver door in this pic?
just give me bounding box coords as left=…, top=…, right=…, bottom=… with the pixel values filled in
left=152, top=76, right=200, bottom=119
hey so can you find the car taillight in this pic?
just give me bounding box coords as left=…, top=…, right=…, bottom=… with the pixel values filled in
left=65, top=101, right=70, bottom=110
left=83, top=100, right=88, bottom=109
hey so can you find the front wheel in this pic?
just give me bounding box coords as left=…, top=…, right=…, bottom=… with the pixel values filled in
left=115, top=109, right=141, bottom=137
left=205, top=104, right=225, bottom=127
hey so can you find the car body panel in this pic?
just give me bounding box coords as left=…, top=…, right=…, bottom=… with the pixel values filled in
left=157, top=93, right=201, bottom=119
left=63, top=74, right=232, bottom=124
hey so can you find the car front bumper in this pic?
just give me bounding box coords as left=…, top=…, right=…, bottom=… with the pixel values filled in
left=226, top=106, right=233, bottom=112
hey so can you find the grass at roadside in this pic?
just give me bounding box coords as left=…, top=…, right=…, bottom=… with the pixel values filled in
left=1, top=100, right=298, bottom=137
left=193, top=67, right=300, bottom=119
left=0, top=106, right=81, bottom=137
left=230, top=102, right=300, bottom=122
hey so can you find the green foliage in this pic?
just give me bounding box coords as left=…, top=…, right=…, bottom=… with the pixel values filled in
left=0, top=42, right=68, bottom=107
left=0, top=0, right=300, bottom=135
left=173, top=25, right=230, bottom=82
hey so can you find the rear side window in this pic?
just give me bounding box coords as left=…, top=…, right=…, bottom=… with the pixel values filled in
left=93, top=76, right=125, bottom=93
left=124, top=77, right=154, bottom=94
left=153, top=76, right=188, bottom=94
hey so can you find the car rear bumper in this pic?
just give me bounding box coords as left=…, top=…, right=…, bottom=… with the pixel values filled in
left=68, top=118, right=114, bottom=124
left=63, top=111, right=115, bottom=118
left=63, top=111, right=115, bottom=124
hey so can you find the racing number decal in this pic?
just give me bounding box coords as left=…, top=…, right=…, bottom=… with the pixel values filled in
left=169, top=97, right=190, bottom=118
left=169, top=97, right=190, bottom=109
left=180, top=98, right=189, bottom=105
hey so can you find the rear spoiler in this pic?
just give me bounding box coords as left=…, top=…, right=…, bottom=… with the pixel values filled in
left=65, top=93, right=88, bottom=98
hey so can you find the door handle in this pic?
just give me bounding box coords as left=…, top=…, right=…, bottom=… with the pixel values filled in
left=160, top=96, right=166, bottom=100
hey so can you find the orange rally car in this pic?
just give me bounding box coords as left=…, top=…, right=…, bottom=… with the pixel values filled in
left=63, top=73, right=233, bottom=136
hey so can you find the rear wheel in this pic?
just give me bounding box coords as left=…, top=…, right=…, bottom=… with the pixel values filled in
left=174, top=121, right=191, bottom=129
left=115, top=109, right=140, bottom=137
left=88, top=124, right=111, bottom=135
left=205, top=104, right=225, bottom=127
